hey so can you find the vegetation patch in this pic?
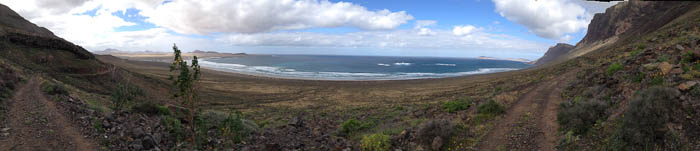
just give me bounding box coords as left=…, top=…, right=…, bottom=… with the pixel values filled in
left=557, top=99, right=609, bottom=135
left=361, top=133, right=391, bottom=151
left=132, top=102, right=171, bottom=116
left=606, top=87, right=680, bottom=150
left=477, top=100, right=505, bottom=116
left=606, top=63, right=623, bottom=76
left=162, top=115, right=185, bottom=142
left=442, top=97, right=472, bottom=113
left=339, top=119, right=372, bottom=136
left=41, top=83, right=68, bottom=96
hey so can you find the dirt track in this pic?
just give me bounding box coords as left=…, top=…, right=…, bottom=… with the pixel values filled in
left=0, top=76, right=99, bottom=151
left=477, top=71, right=574, bottom=151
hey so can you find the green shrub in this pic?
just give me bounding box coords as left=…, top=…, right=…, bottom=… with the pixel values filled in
left=361, top=133, right=391, bottom=151
left=656, top=54, right=670, bottom=62
left=649, top=77, right=664, bottom=86
left=92, top=118, right=104, bottom=133
left=557, top=99, right=608, bottom=135
left=221, top=113, right=252, bottom=145
left=636, top=43, right=646, bottom=50
left=477, top=100, right=505, bottom=116
left=42, top=83, right=68, bottom=95
left=162, top=115, right=185, bottom=141
left=632, top=72, right=645, bottom=83
left=443, top=98, right=472, bottom=113
left=132, top=102, right=170, bottom=116
left=606, top=63, right=623, bottom=76
left=607, top=87, right=680, bottom=150
left=339, top=119, right=371, bottom=135
left=416, top=119, right=453, bottom=147
left=111, top=83, right=144, bottom=111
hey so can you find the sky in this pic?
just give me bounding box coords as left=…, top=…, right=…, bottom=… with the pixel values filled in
left=0, top=0, right=619, bottom=60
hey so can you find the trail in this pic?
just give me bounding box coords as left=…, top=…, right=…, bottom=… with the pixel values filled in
left=477, top=71, right=574, bottom=151
left=0, top=76, right=99, bottom=151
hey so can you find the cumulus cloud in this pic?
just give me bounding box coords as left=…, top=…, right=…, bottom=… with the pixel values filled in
left=492, top=0, right=591, bottom=40
left=141, top=0, right=414, bottom=34
left=414, top=20, right=437, bottom=36
left=0, top=0, right=551, bottom=59
left=452, top=25, right=479, bottom=36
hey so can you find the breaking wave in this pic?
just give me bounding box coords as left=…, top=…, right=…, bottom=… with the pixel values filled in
left=199, top=59, right=519, bottom=80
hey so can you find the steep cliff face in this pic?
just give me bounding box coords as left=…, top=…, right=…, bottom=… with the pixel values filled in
left=534, top=43, right=574, bottom=66
left=575, top=1, right=698, bottom=49
left=539, top=1, right=700, bottom=63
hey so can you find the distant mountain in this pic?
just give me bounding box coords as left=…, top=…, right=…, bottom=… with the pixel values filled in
left=533, top=43, right=574, bottom=66
left=477, top=56, right=532, bottom=63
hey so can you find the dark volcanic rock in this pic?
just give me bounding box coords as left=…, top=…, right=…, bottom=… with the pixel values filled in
left=534, top=43, right=574, bottom=66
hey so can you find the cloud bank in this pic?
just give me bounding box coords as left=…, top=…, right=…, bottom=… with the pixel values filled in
left=1, top=0, right=570, bottom=59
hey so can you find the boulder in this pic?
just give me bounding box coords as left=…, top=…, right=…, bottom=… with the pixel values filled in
left=658, top=62, right=673, bottom=74
left=288, top=117, right=304, bottom=127
left=431, top=137, right=443, bottom=150
left=643, top=63, right=659, bottom=70
left=679, top=81, right=698, bottom=91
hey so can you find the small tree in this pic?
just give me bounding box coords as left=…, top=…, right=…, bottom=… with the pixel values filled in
left=169, top=44, right=201, bottom=148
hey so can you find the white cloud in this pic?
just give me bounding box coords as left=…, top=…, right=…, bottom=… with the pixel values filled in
left=558, top=34, right=571, bottom=43
left=414, top=20, right=437, bottom=36
left=0, top=0, right=551, bottom=59
left=140, top=0, right=414, bottom=34
left=492, top=0, right=589, bottom=40
left=452, top=25, right=479, bottom=36
left=216, top=28, right=546, bottom=52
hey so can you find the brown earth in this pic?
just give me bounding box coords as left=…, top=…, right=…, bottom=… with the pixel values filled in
left=0, top=76, right=100, bottom=151
left=477, top=70, right=575, bottom=151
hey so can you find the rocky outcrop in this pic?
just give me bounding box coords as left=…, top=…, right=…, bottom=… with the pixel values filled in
left=534, top=43, right=574, bottom=66
left=576, top=1, right=698, bottom=48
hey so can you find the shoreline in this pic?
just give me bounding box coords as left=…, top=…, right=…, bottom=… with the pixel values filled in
left=114, top=54, right=529, bottom=82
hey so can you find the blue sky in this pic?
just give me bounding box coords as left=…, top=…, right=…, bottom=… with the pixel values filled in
left=1, top=0, right=617, bottom=60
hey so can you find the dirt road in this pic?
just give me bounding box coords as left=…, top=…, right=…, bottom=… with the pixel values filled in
left=0, top=76, right=99, bottom=151
left=477, top=71, right=573, bottom=151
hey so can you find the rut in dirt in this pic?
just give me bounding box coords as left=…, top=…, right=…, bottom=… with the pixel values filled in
left=477, top=72, right=574, bottom=151
left=0, top=76, right=99, bottom=151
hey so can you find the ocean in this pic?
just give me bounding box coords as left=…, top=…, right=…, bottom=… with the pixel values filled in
left=198, top=55, right=532, bottom=80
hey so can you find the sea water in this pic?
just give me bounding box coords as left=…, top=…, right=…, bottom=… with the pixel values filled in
left=198, top=55, right=531, bottom=80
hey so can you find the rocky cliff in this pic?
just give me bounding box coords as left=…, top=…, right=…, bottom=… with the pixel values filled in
left=533, top=43, right=574, bottom=66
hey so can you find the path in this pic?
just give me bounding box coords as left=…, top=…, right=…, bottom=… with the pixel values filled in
left=0, top=76, right=99, bottom=151
left=477, top=71, right=574, bottom=151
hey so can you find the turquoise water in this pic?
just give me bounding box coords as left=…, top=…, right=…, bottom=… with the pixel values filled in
left=199, top=55, right=531, bottom=80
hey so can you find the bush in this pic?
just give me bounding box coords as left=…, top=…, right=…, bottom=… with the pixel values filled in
left=477, top=100, right=505, bottom=116
left=42, top=83, right=68, bottom=95
left=112, top=83, right=144, bottom=111
left=443, top=98, right=472, bottom=113
left=361, top=133, right=391, bottom=151
left=557, top=99, right=609, bottom=135
left=132, top=102, right=170, bottom=116
left=606, top=63, right=623, bottom=76
left=416, top=119, right=453, bottom=146
left=221, top=113, right=254, bottom=145
left=196, top=111, right=258, bottom=147
left=607, top=87, right=680, bottom=150
left=339, top=119, right=371, bottom=135
left=162, top=116, right=185, bottom=141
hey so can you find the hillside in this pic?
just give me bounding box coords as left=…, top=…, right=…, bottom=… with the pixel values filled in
left=534, top=43, right=574, bottom=66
